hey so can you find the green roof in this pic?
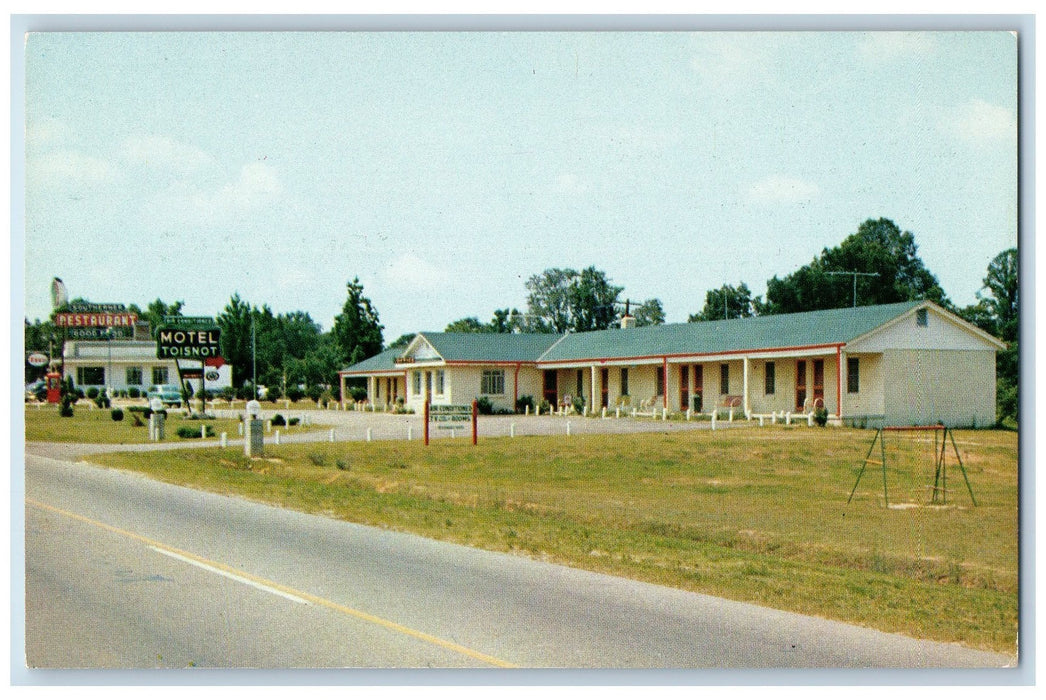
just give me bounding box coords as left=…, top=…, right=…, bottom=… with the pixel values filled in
left=342, top=301, right=941, bottom=373
left=538, top=301, right=927, bottom=363
left=339, top=346, right=403, bottom=374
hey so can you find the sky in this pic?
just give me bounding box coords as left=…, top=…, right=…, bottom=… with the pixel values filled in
left=20, top=29, right=1018, bottom=344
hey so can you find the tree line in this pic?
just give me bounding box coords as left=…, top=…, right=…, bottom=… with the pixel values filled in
left=24, top=217, right=1017, bottom=422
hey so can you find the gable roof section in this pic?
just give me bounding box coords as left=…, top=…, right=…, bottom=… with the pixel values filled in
left=415, top=332, right=561, bottom=363
left=538, top=301, right=927, bottom=363
left=339, top=347, right=403, bottom=375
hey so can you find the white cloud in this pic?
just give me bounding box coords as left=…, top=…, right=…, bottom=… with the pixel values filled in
left=689, top=34, right=775, bottom=87
left=555, top=173, right=587, bottom=194
left=941, top=99, right=1016, bottom=144
left=748, top=175, right=820, bottom=204
left=120, top=134, right=215, bottom=172
left=379, top=253, right=448, bottom=291
left=29, top=148, right=112, bottom=185
left=26, top=116, right=73, bottom=148
left=218, top=161, right=283, bottom=208
left=856, top=32, right=938, bottom=63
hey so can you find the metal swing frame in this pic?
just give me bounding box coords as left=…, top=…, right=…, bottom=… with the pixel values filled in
left=846, top=425, right=977, bottom=507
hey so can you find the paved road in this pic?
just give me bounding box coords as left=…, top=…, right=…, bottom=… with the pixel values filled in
left=23, top=442, right=1013, bottom=670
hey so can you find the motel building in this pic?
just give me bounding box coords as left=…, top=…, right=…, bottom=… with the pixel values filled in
left=339, top=300, right=1007, bottom=429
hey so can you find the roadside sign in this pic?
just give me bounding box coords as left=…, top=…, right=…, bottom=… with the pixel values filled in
left=156, top=327, right=222, bottom=360
left=27, top=352, right=49, bottom=367
left=424, top=401, right=478, bottom=446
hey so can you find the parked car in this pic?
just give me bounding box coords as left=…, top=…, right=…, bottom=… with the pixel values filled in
left=147, top=384, right=183, bottom=406
left=25, top=379, right=46, bottom=402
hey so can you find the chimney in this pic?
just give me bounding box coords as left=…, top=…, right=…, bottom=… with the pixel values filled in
left=620, top=315, right=636, bottom=330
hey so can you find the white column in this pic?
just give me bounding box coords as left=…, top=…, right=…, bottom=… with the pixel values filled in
left=590, top=366, right=597, bottom=416
left=743, top=356, right=750, bottom=418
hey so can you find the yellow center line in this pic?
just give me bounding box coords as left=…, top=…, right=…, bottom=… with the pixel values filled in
left=26, top=497, right=517, bottom=668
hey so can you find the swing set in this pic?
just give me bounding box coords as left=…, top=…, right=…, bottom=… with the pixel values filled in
left=846, top=424, right=977, bottom=508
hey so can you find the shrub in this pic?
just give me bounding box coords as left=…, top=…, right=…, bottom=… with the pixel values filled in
left=271, top=414, right=287, bottom=427
left=307, top=452, right=327, bottom=467
left=128, top=387, right=141, bottom=398
left=516, top=395, right=535, bottom=414
left=176, top=425, right=214, bottom=439
left=220, top=387, right=237, bottom=401
left=572, top=396, right=585, bottom=414
left=288, top=417, right=300, bottom=426
left=349, top=386, right=367, bottom=403
left=111, top=408, right=124, bottom=421
left=814, top=406, right=829, bottom=427
left=307, top=385, right=324, bottom=402
left=266, top=386, right=283, bottom=403
left=287, top=387, right=304, bottom=403
left=87, top=387, right=100, bottom=399
left=319, top=389, right=334, bottom=407
left=59, top=396, right=74, bottom=418
left=94, top=391, right=111, bottom=409
left=539, top=400, right=551, bottom=415
left=476, top=396, right=494, bottom=415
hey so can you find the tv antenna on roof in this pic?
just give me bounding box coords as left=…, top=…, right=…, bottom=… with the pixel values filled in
left=826, top=271, right=880, bottom=308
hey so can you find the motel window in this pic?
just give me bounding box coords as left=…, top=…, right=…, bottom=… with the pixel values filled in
left=577, top=370, right=584, bottom=397
left=481, top=369, right=505, bottom=395
left=77, top=366, right=105, bottom=386
left=126, top=367, right=143, bottom=386
left=621, top=367, right=629, bottom=396
left=436, top=370, right=445, bottom=395
left=720, top=364, right=729, bottom=394
left=764, top=362, right=775, bottom=395
left=152, top=367, right=169, bottom=385
left=848, top=357, right=860, bottom=394
left=916, top=308, right=929, bottom=327
left=655, top=366, right=665, bottom=396
left=413, top=371, right=422, bottom=396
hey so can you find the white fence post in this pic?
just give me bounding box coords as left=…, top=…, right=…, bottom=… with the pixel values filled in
left=220, top=432, right=227, bottom=448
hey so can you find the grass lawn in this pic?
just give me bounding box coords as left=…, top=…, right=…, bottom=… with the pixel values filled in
left=25, top=403, right=249, bottom=444
left=84, top=426, right=1018, bottom=655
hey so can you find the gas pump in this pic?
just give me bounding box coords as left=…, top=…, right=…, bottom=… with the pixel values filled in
left=45, top=371, right=62, bottom=404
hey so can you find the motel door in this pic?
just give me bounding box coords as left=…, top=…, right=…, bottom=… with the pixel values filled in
left=693, top=365, right=703, bottom=412
left=600, top=368, right=609, bottom=408
left=813, top=359, right=825, bottom=408
left=680, top=365, right=689, bottom=412
left=543, top=370, right=558, bottom=406
left=795, top=360, right=807, bottom=412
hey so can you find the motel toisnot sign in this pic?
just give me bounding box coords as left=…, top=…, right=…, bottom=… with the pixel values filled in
left=339, top=301, right=1007, bottom=429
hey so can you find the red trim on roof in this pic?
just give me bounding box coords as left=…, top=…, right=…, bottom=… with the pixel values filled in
left=536, top=342, right=846, bottom=366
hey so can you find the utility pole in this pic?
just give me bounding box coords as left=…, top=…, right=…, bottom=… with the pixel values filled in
left=826, top=271, right=880, bottom=308
left=251, top=312, right=257, bottom=400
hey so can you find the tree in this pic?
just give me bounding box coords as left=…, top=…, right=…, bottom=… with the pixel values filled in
left=689, top=283, right=759, bottom=322
left=445, top=308, right=525, bottom=334
left=331, top=278, right=384, bottom=367
left=762, top=218, right=948, bottom=314
left=569, top=266, right=624, bottom=332
left=128, top=299, right=185, bottom=334
left=217, top=293, right=255, bottom=387
left=387, top=333, right=415, bottom=350
left=524, top=268, right=577, bottom=333
left=445, top=317, right=488, bottom=333
left=980, top=248, right=1018, bottom=343
left=632, top=298, right=665, bottom=327
left=523, top=267, right=623, bottom=333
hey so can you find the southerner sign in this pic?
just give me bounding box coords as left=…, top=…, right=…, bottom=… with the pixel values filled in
left=156, top=327, right=222, bottom=359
